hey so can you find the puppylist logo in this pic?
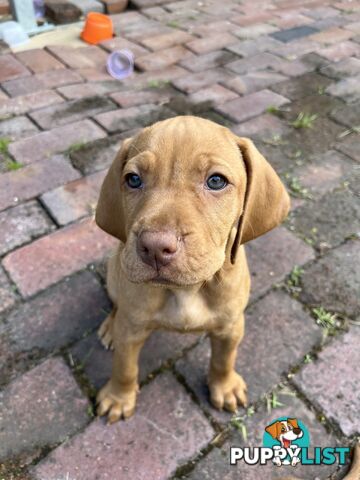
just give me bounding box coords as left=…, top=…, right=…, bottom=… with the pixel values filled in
left=230, top=416, right=350, bottom=468
left=263, top=417, right=308, bottom=466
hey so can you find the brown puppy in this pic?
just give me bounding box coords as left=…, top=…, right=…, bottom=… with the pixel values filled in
left=95, top=115, right=290, bottom=423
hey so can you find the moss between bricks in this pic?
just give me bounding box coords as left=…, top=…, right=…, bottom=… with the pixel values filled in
left=0, top=137, right=23, bottom=172
left=0, top=456, right=32, bottom=480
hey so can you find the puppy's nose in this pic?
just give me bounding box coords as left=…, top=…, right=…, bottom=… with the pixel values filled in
left=137, top=231, right=178, bottom=269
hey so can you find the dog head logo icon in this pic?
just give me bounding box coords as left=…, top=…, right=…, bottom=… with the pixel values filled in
left=264, top=417, right=309, bottom=467
left=266, top=418, right=303, bottom=448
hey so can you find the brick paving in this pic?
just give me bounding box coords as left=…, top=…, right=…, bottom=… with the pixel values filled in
left=0, top=1, right=359, bottom=479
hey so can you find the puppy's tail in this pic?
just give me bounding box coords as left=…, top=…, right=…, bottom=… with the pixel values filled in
left=278, top=442, right=360, bottom=480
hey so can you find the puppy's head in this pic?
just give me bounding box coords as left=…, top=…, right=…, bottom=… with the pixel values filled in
left=96, top=116, right=290, bottom=286
left=265, top=419, right=302, bottom=444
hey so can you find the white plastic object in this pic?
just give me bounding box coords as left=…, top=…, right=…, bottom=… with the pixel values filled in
left=1, top=21, right=29, bottom=46
left=107, top=49, right=134, bottom=80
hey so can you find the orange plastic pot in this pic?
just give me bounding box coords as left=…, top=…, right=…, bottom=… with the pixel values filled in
left=81, top=12, right=113, bottom=45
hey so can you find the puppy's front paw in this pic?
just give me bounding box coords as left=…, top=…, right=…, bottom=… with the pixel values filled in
left=96, top=381, right=138, bottom=424
left=208, top=371, right=248, bottom=412
left=98, top=315, right=114, bottom=350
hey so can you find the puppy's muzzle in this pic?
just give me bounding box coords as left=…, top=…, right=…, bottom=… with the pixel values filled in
left=137, top=231, right=178, bottom=270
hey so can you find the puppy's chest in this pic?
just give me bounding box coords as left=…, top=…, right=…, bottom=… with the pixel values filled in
left=153, top=290, right=216, bottom=332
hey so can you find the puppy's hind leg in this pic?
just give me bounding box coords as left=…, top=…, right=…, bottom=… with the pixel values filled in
left=98, top=307, right=117, bottom=350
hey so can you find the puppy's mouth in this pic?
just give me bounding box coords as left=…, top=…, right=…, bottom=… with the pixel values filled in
left=283, top=439, right=291, bottom=448
left=150, top=276, right=176, bottom=286
left=134, top=265, right=206, bottom=287
left=148, top=273, right=200, bottom=288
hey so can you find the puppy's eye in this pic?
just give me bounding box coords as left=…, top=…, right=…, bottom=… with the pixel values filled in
left=125, top=173, right=142, bottom=189
left=206, top=174, right=228, bottom=191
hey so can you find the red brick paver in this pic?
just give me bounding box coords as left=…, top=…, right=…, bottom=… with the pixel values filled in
left=233, top=112, right=291, bottom=138
left=94, top=104, right=174, bottom=133
left=299, top=240, right=360, bottom=319
left=223, top=71, right=288, bottom=95
left=40, top=170, right=107, bottom=225
left=294, top=328, right=360, bottom=436
left=15, top=48, right=65, bottom=73
left=143, top=31, right=195, bottom=51
left=246, top=226, right=315, bottom=299
left=0, top=115, right=39, bottom=140
left=8, top=119, right=106, bottom=164
left=180, top=50, right=238, bottom=73
left=0, top=54, right=30, bottom=82
left=69, top=134, right=123, bottom=174
left=324, top=57, right=360, bottom=80
left=310, top=26, right=353, bottom=44
left=0, top=357, right=90, bottom=461
left=1, top=69, right=83, bottom=96
left=216, top=88, right=290, bottom=123
left=46, top=45, right=108, bottom=69
left=0, top=201, right=53, bottom=256
left=135, top=45, right=193, bottom=71
left=188, top=84, right=239, bottom=105
left=28, top=96, right=116, bottom=129
left=186, top=32, right=238, bottom=54
left=0, top=0, right=9, bottom=14
left=0, top=155, right=80, bottom=211
left=2, top=218, right=116, bottom=297
left=100, top=36, right=149, bottom=56
left=0, top=89, right=63, bottom=116
left=1, top=271, right=110, bottom=366
left=293, top=150, right=354, bottom=198
left=32, top=373, right=214, bottom=480
left=172, top=68, right=232, bottom=93
left=110, top=88, right=172, bottom=107
left=57, top=80, right=121, bottom=99
left=317, top=40, right=360, bottom=61
left=290, top=189, right=360, bottom=249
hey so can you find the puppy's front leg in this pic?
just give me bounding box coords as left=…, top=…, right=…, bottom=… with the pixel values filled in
left=208, top=316, right=247, bottom=412
left=97, top=315, right=150, bottom=424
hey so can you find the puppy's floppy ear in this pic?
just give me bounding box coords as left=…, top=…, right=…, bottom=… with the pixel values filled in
left=265, top=421, right=280, bottom=439
left=95, top=138, right=133, bottom=242
left=287, top=418, right=299, bottom=429
left=230, top=136, right=290, bottom=264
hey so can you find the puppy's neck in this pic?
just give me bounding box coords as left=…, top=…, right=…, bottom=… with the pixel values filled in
left=166, top=282, right=203, bottom=296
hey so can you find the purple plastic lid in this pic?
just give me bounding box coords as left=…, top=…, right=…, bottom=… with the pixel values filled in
left=106, top=49, right=134, bottom=80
